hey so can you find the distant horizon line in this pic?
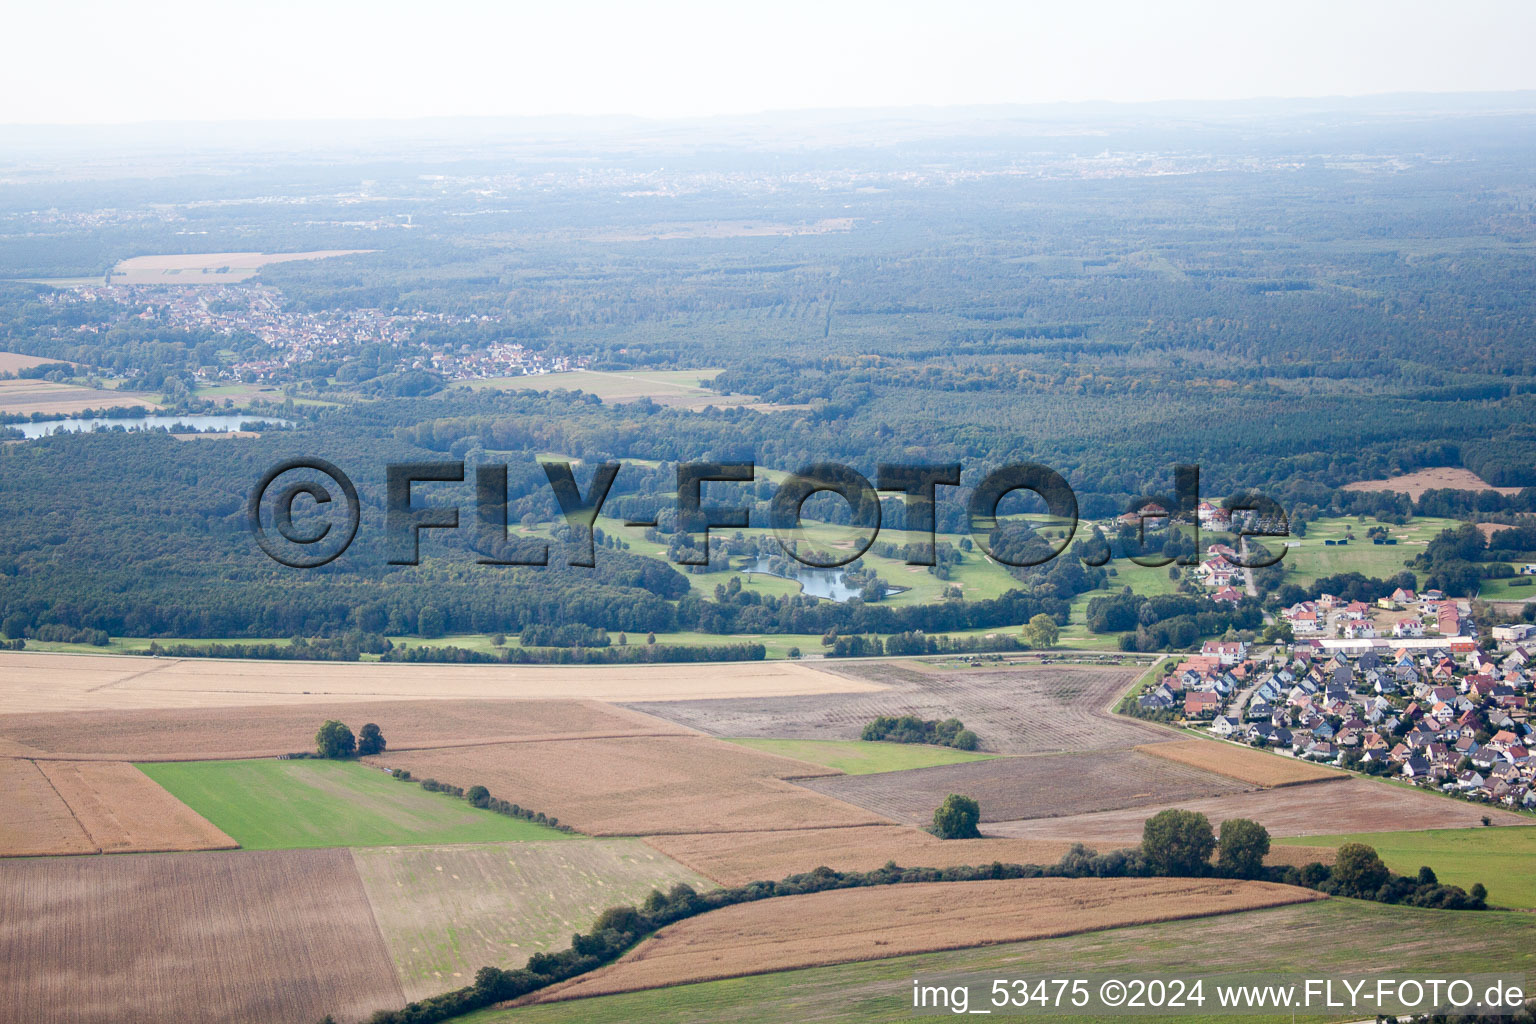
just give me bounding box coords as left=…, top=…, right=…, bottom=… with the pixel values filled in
left=6, top=88, right=1536, bottom=133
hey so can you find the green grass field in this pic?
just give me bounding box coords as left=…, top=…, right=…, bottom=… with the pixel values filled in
left=1276, top=825, right=1536, bottom=910
left=1476, top=568, right=1536, bottom=602
left=724, top=738, right=998, bottom=775
left=1278, top=516, right=1461, bottom=587
left=457, top=899, right=1536, bottom=1024
left=138, top=759, right=574, bottom=850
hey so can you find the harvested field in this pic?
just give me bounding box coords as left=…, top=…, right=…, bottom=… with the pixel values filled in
left=643, top=827, right=1080, bottom=886
left=626, top=661, right=1161, bottom=754
left=986, top=778, right=1530, bottom=845
left=0, top=351, right=63, bottom=373
left=1135, top=739, right=1343, bottom=788
left=368, top=735, right=890, bottom=836
left=474, top=369, right=769, bottom=411
left=32, top=761, right=235, bottom=854
left=798, top=750, right=1251, bottom=825
left=1258, top=843, right=1339, bottom=868
left=1343, top=467, right=1519, bottom=498
left=352, top=839, right=712, bottom=1000
left=535, top=877, right=1323, bottom=1002
left=0, top=652, right=878, bottom=714
left=88, top=249, right=373, bottom=284
left=0, top=697, right=687, bottom=761
left=0, top=848, right=403, bottom=1024
left=0, top=758, right=94, bottom=856
left=0, top=378, right=157, bottom=416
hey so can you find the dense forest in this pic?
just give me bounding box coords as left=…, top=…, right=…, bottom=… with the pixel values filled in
left=2, top=100, right=1534, bottom=648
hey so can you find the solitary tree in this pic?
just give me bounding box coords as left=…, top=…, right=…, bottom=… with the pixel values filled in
left=356, top=722, right=386, bottom=756
left=1025, top=613, right=1060, bottom=649
left=465, top=785, right=490, bottom=808
left=1141, top=809, right=1215, bottom=875
left=932, top=793, right=982, bottom=839
left=315, top=720, right=356, bottom=759
left=1331, top=842, right=1389, bottom=897
left=1216, top=818, right=1270, bottom=878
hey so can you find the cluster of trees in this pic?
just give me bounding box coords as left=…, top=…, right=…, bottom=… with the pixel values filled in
left=1083, top=591, right=1263, bottom=651
left=1135, top=809, right=1486, bottom=909
left=1, top=620, right=109, bottom=645
left=314, top=720, right=386, bottom=759
left=147, top=635, right=392, bottom=661
left=1271, top=570, right=1418, bottom=608
left=517, top=624, right=611, bottom=648
left=931, top=794, right=982, bottom=838
left=862, top=716, right=979, bottom=750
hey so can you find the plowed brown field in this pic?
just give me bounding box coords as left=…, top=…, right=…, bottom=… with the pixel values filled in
left=626, top=661, right=1159, bottom=753
left=535, top=877, right=1324, bottom=1002
left=33, top=761, right=236, bottom=853
left=798, top=749, right=1251, bottom=825
left=0, top=758, right=94, bottom=857
left=368, top=735, right=890, bottom=836
left=1135, top=740, right=1344, bottom=788
left=0, top=848, right=403, bottom=1023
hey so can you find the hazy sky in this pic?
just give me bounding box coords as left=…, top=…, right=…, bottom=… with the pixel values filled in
left=6, top=0, right=1535, bottom=124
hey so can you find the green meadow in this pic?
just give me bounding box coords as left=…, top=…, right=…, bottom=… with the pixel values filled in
left=138, top=759, right=574, bottom=850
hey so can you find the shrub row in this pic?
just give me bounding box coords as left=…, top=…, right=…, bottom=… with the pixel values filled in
left=389, top=770, right=578, bottom=834
left=379, top=641, right=766, bottom=664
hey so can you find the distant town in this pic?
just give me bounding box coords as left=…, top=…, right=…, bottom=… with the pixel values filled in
left=39, top=284, right=589, bottom=385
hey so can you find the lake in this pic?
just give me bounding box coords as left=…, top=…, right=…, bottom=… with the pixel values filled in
left=12, top=414, right=291, bottom=439
left=743, top=555, right=907, bottom=603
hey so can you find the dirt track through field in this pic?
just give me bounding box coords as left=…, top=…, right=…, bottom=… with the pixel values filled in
left=625, top=661, right=1162, bottom=754
left=0, top=653, right=880, bottom=714
left=534, top=877, right=1324, bottom=1003
left=985, top=778, right=1531, bottom=844
left=0, top=848, right=403, bottom=1023
left=798, top=749, right=1252, bottom=825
